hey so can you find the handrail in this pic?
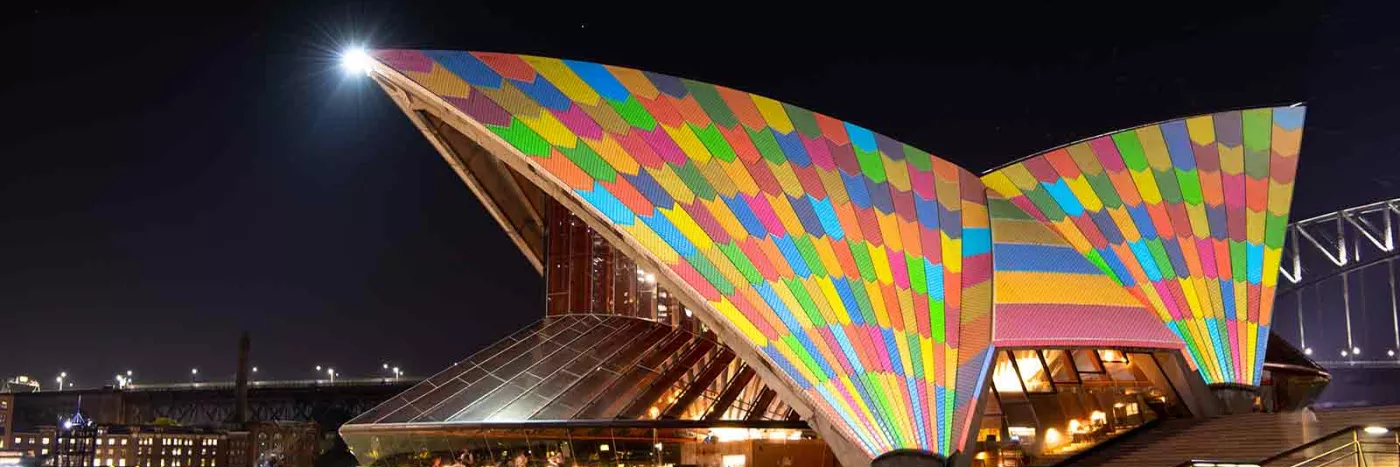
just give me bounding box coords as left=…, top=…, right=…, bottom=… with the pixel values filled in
left=1172, top=425, right=1363, bottom=467
left=1255, top=425, right=1363, bottom=465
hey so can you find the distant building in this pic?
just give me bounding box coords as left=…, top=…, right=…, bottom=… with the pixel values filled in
left=55, top=424, right=227, bottom=467
left=2, top=378, right=41, bottom=394
left=3, top=420, right=318, bottom=467
left=6, top=427, right=57, bottom=460
left=1, top=394, right=12, bottom=450
left=232, top=422, right=317, bottom=467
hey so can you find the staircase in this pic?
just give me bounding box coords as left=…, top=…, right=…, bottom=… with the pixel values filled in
left=1062, top=406, right=1400, bottom=466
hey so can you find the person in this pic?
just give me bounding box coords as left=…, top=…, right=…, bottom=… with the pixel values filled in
left=1299, top=406, right=1320, bottom=458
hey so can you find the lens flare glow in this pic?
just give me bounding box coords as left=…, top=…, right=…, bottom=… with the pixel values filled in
left=341, top=48, right=373, bottom=75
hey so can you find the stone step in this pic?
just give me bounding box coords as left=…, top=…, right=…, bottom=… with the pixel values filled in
left=1060, top=406, right=1400, bottom=467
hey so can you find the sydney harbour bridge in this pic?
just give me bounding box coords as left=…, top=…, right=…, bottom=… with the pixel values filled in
left=1269, top=197, right=1400, bottom=406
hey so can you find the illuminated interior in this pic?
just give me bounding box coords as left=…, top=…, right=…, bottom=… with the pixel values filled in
left=973, top=348, right=1186, bottom=466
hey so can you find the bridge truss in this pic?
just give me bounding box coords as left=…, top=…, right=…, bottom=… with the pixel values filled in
left=1276, top=198, right=1400, bottom=366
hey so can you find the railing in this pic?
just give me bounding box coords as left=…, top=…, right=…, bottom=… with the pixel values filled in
left=1179, top=425, right=1400, bottom=467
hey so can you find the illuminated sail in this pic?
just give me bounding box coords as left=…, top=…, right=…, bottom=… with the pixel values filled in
left=982, top=107, right=1304, bottom=385
left=369, top=50, right=994, bottom=458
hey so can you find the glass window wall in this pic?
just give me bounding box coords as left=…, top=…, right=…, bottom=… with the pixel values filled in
left=978, top=348, right=1185, bottom=467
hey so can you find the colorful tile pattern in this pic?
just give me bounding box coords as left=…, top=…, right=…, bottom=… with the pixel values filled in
left=982, top=107, right=1305, bottom=386
left=371, top=50, right=994, bottom=457
left=988, top=193, right=1184, bottom=349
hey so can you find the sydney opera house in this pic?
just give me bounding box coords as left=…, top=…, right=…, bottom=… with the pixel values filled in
left=338, top=49, right=1325, bottom=466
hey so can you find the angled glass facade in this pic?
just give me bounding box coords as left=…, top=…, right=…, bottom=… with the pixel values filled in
left=342, top=313, right=838, bottom=467
left=347, top=314, right=798, bottom=426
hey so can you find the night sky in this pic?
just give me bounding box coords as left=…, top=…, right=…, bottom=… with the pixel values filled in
left=2, top=1, right=1396, bottom=386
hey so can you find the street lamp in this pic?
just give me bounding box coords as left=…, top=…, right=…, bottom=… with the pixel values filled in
left=327, top=368, right=336, bottom=383
left=190, top=368, right=199, bottom=384
left=392, top=367, right=402, bottom=380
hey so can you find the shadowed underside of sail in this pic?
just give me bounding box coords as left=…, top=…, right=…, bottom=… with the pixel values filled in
left=988, top=193, right=1183, bottom=349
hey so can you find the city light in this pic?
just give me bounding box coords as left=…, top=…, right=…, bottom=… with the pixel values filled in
left=1304, top=347, right=1313, bottom=355
left=382, top=363, right=389, bottom=370
left=1390, top=350, right=1396, bottom=357
left=252, top=367, right=258, bottom=373
left=1353, top=347, right=1362, bottom=355
left=316, top=365, right=322, bottom=371
left=341, top=47, right=372, bottom=76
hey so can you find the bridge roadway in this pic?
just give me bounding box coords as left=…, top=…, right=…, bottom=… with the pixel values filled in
left=6, top=378, right=420, bottom=433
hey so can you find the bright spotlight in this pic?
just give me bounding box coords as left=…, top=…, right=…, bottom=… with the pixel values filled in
left=1364, top=426, right=1389, bottom=435
left=341, top=48, right=373, bottom=76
